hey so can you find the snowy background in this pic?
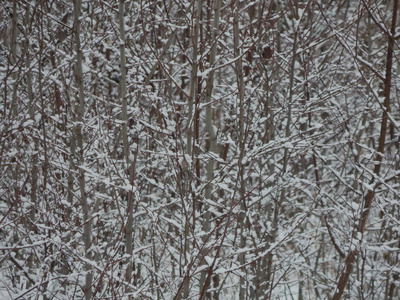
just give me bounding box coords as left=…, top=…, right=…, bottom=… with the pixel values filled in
left=1, top=0, right=399, bottom=299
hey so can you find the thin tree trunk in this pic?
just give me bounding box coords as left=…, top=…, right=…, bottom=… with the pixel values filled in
left=233, top=1, right=247, bottom=298
left=37, top=3, right=51, bottom=297
left=119, top=0, right=136, bottom=291
left=180, top=1, right=203, bottom=298
left=9, top=0, right=18, bottom=117
left=24, top=3, right=37, bottom=290
left=200, top=0, right=222, bottom=296
left=73, top=1, right=92, bottom=298
left=332, top=0, right=398, bottom=298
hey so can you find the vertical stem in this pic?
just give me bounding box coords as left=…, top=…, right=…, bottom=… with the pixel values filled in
left=233, top=1, right=247, bottom=298
left=37, top=4, right=51, bottom=297
left=120, top=0, right=128, bottom=164
left=24, top=3, right=37, bottom=289
left=204, top=0, right=221, bottom=201
left=180, top=1, right=203, bottom=298
left=200, top=0, right=222, bottom=295
left=10, top=0, right=18, bottom=117
left=119, top=0, right=136, bottom=289
left=187, top=0, right=202, bottom=158
left=73, top=0, right=92, bottom=298
left=332, top=0, right=398, bottom=298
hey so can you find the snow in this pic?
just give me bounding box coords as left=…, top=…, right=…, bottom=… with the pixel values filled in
left=0, top=290, right=12, bottom=300
left=1, top=2, right=399, bottom=299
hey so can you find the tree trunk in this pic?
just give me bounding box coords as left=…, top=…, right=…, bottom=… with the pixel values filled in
left=73, top=1, right=92, bottom=298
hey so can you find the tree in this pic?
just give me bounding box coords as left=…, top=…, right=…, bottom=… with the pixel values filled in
left=1, top=0, right=399, bottom=299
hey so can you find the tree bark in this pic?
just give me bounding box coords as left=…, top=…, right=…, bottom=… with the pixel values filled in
left=73, top=1, right=92, bottom=298
left=200, top=0, right=222, bottom=296
left=119, top=0, right=136, bottom=290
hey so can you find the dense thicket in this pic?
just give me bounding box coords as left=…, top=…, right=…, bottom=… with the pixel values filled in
left=1, top=0, right=399, bottom=299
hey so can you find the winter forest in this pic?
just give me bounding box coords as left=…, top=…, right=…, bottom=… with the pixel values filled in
left=1, top=0, right=400, bottom=299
